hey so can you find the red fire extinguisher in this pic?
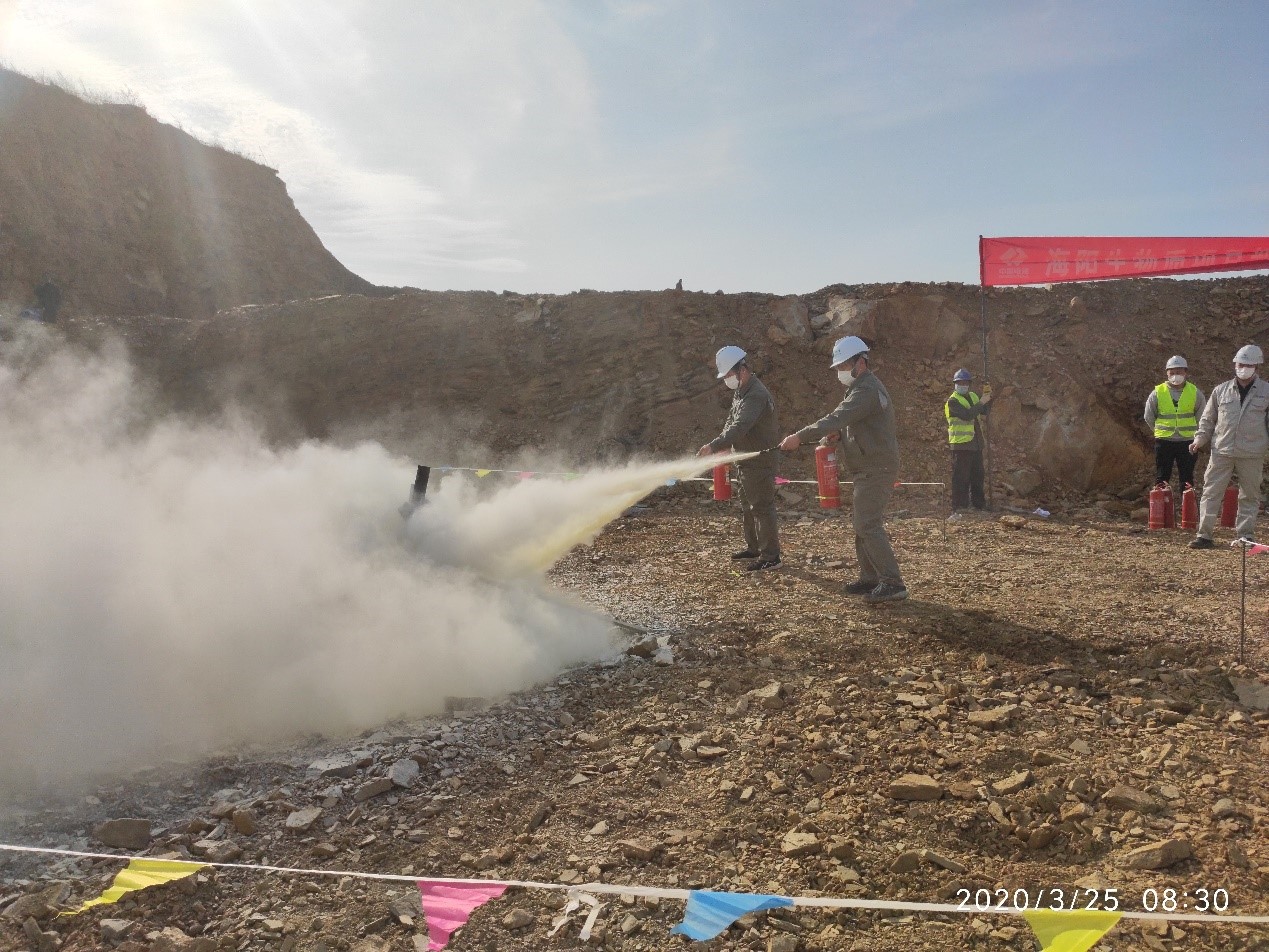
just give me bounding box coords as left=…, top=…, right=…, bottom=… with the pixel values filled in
left=1180, top=483, right=1198, bottom=531
left=1148, top=484, right=1169, bottom=531
left=1220, top=483, right=1239, bottom=528
left=712, top=463, right=732, bottom=502
left=1161, top=483, right=1175, bottom=528
left=815, top=444, right=840, bottom=509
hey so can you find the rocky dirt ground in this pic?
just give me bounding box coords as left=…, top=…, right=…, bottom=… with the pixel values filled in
left=2, top=490, right=1267, bottom=952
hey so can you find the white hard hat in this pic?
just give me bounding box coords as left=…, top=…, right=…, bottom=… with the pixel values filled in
left=715, top=345, right=747, bottom=378
left=1234, top=344, right=1264, bottom=365
left=830, top=335, right=870, bottom=369
left=1165, top=355, right=1188, bottom=370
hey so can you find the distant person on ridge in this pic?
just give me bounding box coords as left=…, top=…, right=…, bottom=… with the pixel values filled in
left=1144, top=355, right=1205, bottom=497
left=780, top=336, right=907, bottom=603
left=1188, top=344, right=1269, bottom=548
left=697, top=345, right=782, bottom=572
left=945, top=368, right=993, bottom=515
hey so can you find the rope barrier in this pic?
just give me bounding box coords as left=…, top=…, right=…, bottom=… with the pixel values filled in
left=2, top=844, right=1266, bottom=924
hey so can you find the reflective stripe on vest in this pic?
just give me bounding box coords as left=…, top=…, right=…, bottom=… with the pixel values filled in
left=945, top=391, right=979, bottom=444
left=1153, top=382, right=1198, bottom=439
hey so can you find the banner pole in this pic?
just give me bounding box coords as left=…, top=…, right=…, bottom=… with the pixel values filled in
left=978, top=237, right=995, bottom=510
left=1240, top=541, right=1247, bottom=665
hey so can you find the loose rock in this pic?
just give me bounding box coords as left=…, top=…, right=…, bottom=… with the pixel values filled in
left=1122, top=837, right=1192, bottom=870
left=887, top=774, right=943, bottom=801
left=93, top=818, right=152, bottom=850
left=285, top=807, right=323, bottom=832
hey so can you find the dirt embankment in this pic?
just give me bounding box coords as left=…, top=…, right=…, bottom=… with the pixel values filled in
left=0, top=68, right=371, bottom=320
left=74, top=275, right=1269, bottom=505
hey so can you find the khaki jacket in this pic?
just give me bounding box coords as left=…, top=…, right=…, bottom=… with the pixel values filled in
left=709, top=376, right=780, bottom=467
left=795, top=371, right=899, bottom=473
left=1195, top=376, right=1269, bottom=457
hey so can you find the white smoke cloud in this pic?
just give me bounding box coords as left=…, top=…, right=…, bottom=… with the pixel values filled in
left=0, top=321, right=729, bottom=794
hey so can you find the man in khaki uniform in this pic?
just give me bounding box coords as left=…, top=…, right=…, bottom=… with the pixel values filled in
left=780, top=336, right=906, bottom=602
left=698, top=346, right=782, bottom=571
left=1188, top=344, right=1269, bottom=547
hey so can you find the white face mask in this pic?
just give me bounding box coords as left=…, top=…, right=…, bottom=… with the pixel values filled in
left=837, top=369, right=854, bottom=385
left=954, top=384, right=970, bottom=395
left=1235, top=366, right=1256, bottom=382
left=724, top=375, right=740, bottom=390
left=1167, top=373, right=1186, bottom=386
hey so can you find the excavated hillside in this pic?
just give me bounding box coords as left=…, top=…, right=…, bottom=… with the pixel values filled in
left=0, top=68, right=371, bottom=319
left=70, top=275, right=1269, bottom=507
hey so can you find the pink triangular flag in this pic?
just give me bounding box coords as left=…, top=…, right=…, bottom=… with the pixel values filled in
left=1248, top=542, right=1269, bottom=556
left=774, top=476, right=790, bottom=485
left=518, top=471, right=534, bottom=479
left=417, top=880, right=509, bottom=950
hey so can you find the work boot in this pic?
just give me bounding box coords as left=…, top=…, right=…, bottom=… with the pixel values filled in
left=864, top=581, right=909, bottom=603
left=844, top=580, right=876, bottom=596
left=731, top=549, right=760, bottom=560
left=746, top=558, right=783, bottom=572
left=1188, top=536, right=1215, bottom=549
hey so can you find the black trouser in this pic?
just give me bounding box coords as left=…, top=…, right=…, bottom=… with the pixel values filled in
left=950, top=449, right=986, bottom=510
left=1154, top=439, right=1196, bottom=491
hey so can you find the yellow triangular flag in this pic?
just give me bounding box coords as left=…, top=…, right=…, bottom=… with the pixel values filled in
left=475, top=469, right=493, bottom=477
left=61, top=858, right=207, bottom=916
left=1023, top=909, right=1123, bottom=952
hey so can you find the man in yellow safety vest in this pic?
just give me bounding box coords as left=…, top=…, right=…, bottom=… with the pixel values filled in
left=1144, top=355, right=1205, bottom=496
left=945, top=368, right=993, bottom=512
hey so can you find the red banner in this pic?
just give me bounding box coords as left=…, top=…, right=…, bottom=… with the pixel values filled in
left=979, top=236, right=1269, bottom=286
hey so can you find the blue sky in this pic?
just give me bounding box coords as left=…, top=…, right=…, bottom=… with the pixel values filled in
left=2, top=0, right=1266, bottom=292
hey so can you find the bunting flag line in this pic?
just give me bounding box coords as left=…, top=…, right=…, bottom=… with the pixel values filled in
left=59, top=858, right=206, bottom=916
left=1023, top=909, right=1124, bottom=952
left=417, top=462, right=946, bottom=493
left=1236, top=541, right=1269, bottom=556
left=660, top=477, right=948, bottom=488
left=670, top=891, right=794, bottom=940
left=417, top=880, right=508, bottom=951
left=6, top=843, right=1267, bottom=947
left=431, top=464, right=583, bottom=479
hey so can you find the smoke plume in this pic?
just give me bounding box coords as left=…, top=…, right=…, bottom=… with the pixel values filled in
left=0, top=321, right=731, bottom=792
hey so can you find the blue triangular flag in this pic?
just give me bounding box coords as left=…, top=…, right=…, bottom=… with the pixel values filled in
left=665, top=478, right=678, bottom=487
left=670, top=890, right=793, bottom=940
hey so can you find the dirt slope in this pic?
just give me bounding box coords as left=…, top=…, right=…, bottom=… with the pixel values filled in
left=73, top=275, right=1269, bottom=504
left=0, top=68, right=371, bottom=319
